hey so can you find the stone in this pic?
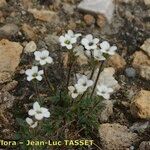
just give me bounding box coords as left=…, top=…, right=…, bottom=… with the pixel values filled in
left=99, top=100, right=113, bottom=122
left=93, top=67, right=120, bottom=91
left=139, top=141, right=150, bottom=150
left=28, top=9, right=59, bottom=23
left=107, top=54, right=126, bottom=71
left=99, top=123, right=139, bottom=150
left=22, top=23, right=37, bottom=40
left=140, top=39, right=150, bottom=57
left=22, top=0, right=33, bottom=9
left=125, top=67, right=136, bottom=78
left=63, top=3, right=75, bottom=15
left=96, top=14, right=106, bottom=28
left=78, top=0, right=114, bottom=23
left=0, top=39, right=23, bottom=83
left=130, top=90, right=150, bottom=119
left=140, top=66, right=150, bottom=80
left=144, top=0, right=150, bottom=5
left=0, top=0, right=6, bottom=8
left=84, top=14, right=95, bottom=26
left=0, top=11, right=4, bottom=23
left=2, top=80, right=18, bottom=92
left=24, top=41, right=37, bottom=53
left=0, top=91, right=15, bottom=110
left=0, top=24, right=19, bottom=39
left=132, top=51, right=150, bottom=80
left=130, top=121, right=149, bottom=133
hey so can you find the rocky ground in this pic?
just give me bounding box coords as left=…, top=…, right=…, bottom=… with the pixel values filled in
left=0, top=0, right=150, bottom=149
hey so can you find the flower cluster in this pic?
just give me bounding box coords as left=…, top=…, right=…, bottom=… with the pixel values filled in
left=25, top=50, right=53, bottom=82
left=26, top=102, right=50, bottom=128
left=68, top=74, right=93, bottom=98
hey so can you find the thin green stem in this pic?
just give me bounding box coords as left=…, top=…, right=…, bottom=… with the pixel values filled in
left=90, top=61, right=104, bottom=98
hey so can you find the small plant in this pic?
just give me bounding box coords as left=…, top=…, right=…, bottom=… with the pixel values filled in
left=15, top=30, right=118, bottom=149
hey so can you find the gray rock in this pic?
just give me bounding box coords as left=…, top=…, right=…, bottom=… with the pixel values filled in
left=78, top=0, right=115, bottom=23
left=99, top=100, right=113, bottom=122
left=63, top=3, right=75, bottom=15
left=125, top=67, right=136, bottom=78
left=0, top=24, right=19, bottom=39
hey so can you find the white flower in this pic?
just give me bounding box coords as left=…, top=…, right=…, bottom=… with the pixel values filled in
left=75, top=74, right=93, bottom=93
left=28, top=102, right=50, bottom=121
left=34, top=50, right=53, bottom=66
left=68, top=86, right=79, bottom=99
left=81, top=34, right=99, bottom=50
left=97, top=84, right=113, bottom=100
left=93, top=49, right=106, bottom=61
left=25, top=66, right=44, bottom=81
left=100, top=41, right=117, bottom=55
left=66, top=30, right=81, bottom=40
left=59, top=32, right=78, bottom=50
left=26, top=117, right=38, bottom=128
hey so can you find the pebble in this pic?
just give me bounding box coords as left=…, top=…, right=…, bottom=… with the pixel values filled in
left=140, top=38, right=150, bottom=57
left=125, top=67, right=136, bottom=78
left=84, top=14, right=95, bottom=26
left=96, top=14, right=106, bottom=28
left=24, top=41, right=37, bottom=53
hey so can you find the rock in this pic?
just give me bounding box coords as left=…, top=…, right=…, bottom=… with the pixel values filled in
left=96, top=14, right=106, bottom=28
left=28, top=9, right=59, bottom=23
left=132, top=51, right=150, bottom=80
left=125, top=67, right=136, bottom=78
left=73, top=46, right=88, bottom=65
left=140, top=66, right=150, bottom=80
left=2, top=80, right=18, bottom=92
left=63, top=3, right=75, bottom=15
left=22, top=23, right=37, bottom=40
left=99, top=123, right=139, bottom=150
left=132, top=51, right=150, bottom=68
left=24, top=41, right=37, bottom=53
left=78, top=0, right=114, bottom=23
left=84, top=14, right=95, bottom=26
left=130, top=90, right=150, bottom=119
left=130, top=121, right=149, bottom=133
left=99, top=100, right=113, bottom=122
left=140, top=39, right=150, bottom=57
left=139, top=141, right=150, bottom=150
left=44, top=34, right=59, bottom=51
left=0, top=91, right=15, bottom=110
left=0, top=39, right=23, bottom=83
left=0, top=0, right=6, bottom=8
left=107, top=54, right=126, bottom=71
left=93, top=67, right=120, bottom=91
left=22, top=0, right=33, bottom=9
left=0, top=24, right=19, bottom=39
left=0, top=11, right=4, bottom=23
left=144, top=0, right=150, bottom=5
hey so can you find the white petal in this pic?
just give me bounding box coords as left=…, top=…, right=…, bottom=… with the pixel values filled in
left=87, top=80, right=94, bottom=87
left=33, top=102, right=41, bottom=111
left=46, top=57, right=53, bottom=64
left=72, top=93, right=78, bottom=99
left=35, top=113, right=43, bottom=120
left=100, top=41, right=110, bottom=50
left=66, top=44, right=72, bottom=49
left=26, top=117, right=33, bottom=125
left=86, top=34, right=93, bottom=41
left=28, top=109, right=36, bottom=116
left=30, top=122, right=38, bottom=128
left=38, top=70, right=44, bottom=75
left=34, top=51, right=41, bottom=60
left=81, top=38, right=88, bottom=46
left=25, top=69, right=32, bottom=76
left=32, top=66, right=38, bottom=73
left=68, top=86, right=75, bottom=93
left=70, top=38, right=77, bottom=44
left=40, top=60, right=46, bottom=65
left=67, top=30, right=74, bottom=36
left=93, top=38, right=99, bottom=44
left=41, top=108, right=50, bottom=118
left=75, top=33, right=82, bottom=37
left=42, top=50, right=49, bottom=57
left=59, top=36, right=65, bottom=42
left=36, top=75, right=42, bottom=81
left=27, top=76, right=33, bottom=81
left=103, top=93, right=110, bottom=100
